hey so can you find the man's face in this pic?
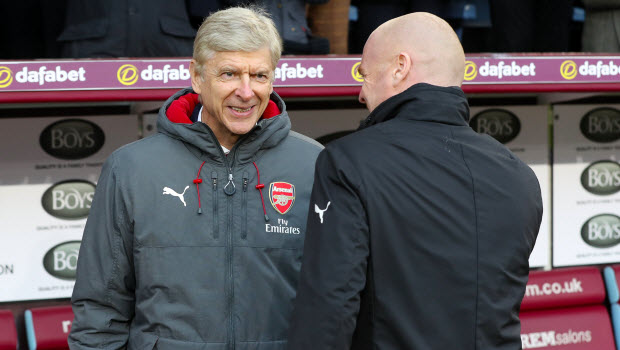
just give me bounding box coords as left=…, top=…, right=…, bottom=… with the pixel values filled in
left=358, top=39, right=393, bottom=113
left=191, top=48, right=274, bottom=146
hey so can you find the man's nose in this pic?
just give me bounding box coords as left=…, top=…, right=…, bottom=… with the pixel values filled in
left=236, top=76, right=254, bottom=100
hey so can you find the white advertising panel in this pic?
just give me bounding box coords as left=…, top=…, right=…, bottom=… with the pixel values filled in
left=469, top=106, right=551, bottom=268
left=553, top=105, right=620, bottom=267
left=0, top=115, right=139, bottom=302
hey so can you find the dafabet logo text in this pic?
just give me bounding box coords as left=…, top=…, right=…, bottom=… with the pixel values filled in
left=117, top=64, right=190, bottom=86
left=0, top=65, right=86, bottom=88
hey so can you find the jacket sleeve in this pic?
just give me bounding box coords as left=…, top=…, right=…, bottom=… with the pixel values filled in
left=68, top=155, right=135, bottom=350
left=287, top=146, right=369, bottom=350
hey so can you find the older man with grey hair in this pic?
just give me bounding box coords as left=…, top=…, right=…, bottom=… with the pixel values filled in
left=69, top=6, right=322, bottom=350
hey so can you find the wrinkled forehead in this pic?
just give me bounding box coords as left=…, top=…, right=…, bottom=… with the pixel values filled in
left=210, top=49, right=274, bottom=69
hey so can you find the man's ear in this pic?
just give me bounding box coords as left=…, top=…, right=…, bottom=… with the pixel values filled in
left=189, top=59, right=202, bottom=94
left=392, top=52, right=412, bottom=86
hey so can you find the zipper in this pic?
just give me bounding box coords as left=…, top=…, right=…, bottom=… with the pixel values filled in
left=224, top=168, right=235, bottom=350
left=224, top=172, right=236, bottom=196
left=203, top=124, right=265, bottom=349
left=241, top=173, right=249, bottom=239
left=223, top=169, right=236, bottom=350
left=226, top=177, right=235, bottom=350
left=202, top=124, right=238, bottom=349
left=211, top=171, right=219, bottom=239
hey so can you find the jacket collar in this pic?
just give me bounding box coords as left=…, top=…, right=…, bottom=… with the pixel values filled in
left=358, top=83, right=470, bottom=130
left=157, top=88, right=291, bottom=165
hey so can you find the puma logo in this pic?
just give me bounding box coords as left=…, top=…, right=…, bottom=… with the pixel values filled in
left=163, top=186, right=189, bottom=207
left=314, top=201, right=331, bottom=224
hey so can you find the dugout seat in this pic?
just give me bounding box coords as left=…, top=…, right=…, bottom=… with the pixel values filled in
left=24, top=305, right=73, bottom=350
left=520, top=266, right=615, bottom=349
left=0, top=309, right=18, bottom=350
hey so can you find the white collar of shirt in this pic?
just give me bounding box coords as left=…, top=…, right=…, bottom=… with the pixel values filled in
left=198, top=105, right=230, bottom=155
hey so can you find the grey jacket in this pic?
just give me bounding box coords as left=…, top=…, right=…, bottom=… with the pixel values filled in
left=69, top=88, right=322, bottom=349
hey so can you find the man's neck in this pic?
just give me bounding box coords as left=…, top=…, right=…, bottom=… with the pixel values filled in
left=215, top=135, right=237, bottom=150
left=198, top=105, right=238, bottom=149
left=208, top=123, right=238, bottom=149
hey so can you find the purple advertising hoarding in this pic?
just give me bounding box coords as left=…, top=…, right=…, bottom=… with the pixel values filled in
left=1, top=56, right=620, bottom=92
left=463, top=57, right=620, bottom=84
left=0, top=58, right=362, bottom=92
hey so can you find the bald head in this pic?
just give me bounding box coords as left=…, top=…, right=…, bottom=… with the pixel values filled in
left=368, top=12, right=464, bottom=87
left=357, top=12, right=465, bottom=112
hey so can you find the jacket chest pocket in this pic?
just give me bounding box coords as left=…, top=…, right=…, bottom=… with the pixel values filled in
left=241, top=172, right=249, bottom=239
left=136, top=177, right=222, bottom=247
left=210, top=171, right=219, bottom=240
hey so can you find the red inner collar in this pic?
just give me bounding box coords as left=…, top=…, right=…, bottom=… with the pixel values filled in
left=166, top=93, right=281, bottom=124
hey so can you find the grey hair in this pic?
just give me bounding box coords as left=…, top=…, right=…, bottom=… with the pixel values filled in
left=193, top=6, right=283, bottom=77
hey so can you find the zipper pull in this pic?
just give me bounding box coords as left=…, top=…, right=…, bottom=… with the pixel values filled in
left=212, top=171, right=217, bottom=191
left=224, top=173, right=236, bottom=196
left=243, top=177, right=248, bottom=192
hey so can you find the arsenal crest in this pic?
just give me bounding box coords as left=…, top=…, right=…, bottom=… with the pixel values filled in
left=269, top=182, right=295, bottom=215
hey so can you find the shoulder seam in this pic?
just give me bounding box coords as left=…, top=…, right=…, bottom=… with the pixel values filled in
left=288, top=130, right=324, bottom=149
left=451, top=128, right=480, bottom=349
left=103, top=154, right=124, bottom=306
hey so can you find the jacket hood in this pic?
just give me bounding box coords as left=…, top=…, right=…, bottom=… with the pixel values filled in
left=157, top=88, right=291, bottom=165
left=359, top=83, right=470, bottom=130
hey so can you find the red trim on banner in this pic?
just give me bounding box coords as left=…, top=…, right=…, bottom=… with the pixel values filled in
left=520, top=305, right=615, bottom=350
left=521, top=267, right=605, bottom=311
left=28, top=305, right=74, bottom=349
left=464, top=83, right=620, bottom=94
left=0, top=310, right=17, bottom=349
left=4, top=83, right=620, bottom=103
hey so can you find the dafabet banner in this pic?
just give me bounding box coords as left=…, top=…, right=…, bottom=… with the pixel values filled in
left=2, top=56, right=620, bottom=93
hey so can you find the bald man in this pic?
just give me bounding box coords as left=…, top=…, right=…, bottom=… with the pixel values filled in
left=287, top=12, right=542, bottom=350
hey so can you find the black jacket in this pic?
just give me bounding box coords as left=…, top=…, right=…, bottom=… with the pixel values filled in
left=287, top=83, right=543, bottom=350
